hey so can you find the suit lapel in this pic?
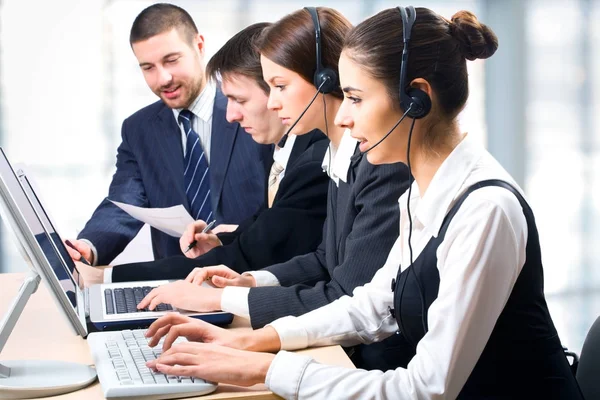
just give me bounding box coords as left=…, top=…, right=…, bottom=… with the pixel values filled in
left=156, top=104, right=189, bottom=210
left=210, top=88, right=238, bottom=209
left=287, top=129, right=327, bottom=168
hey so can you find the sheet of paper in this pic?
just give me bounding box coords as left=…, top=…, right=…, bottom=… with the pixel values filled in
left=110, top=200, right=194, bottom=237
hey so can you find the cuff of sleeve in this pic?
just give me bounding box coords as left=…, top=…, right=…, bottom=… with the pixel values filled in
left=267, top=316, right=308, bottom=351
left=265, top=351, right=312, bottom=400
left=221, top=286, right=251, bottom=319
left=103, top=268, right=113, bottom=284
left=244, top=271, right=281, bottom=287
left=78, top=239, right=98, bottom=266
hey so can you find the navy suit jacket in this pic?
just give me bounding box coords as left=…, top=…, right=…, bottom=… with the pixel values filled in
left=79, top=89, right=271, bottom=265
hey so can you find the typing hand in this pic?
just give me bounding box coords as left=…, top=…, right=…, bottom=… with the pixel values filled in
left=144, top=313, right=243, bottom=351
left=137, top=281, right=222, bottom=313
left=64, top=239, right=93, bottom=264
left=186, top=266, right=257, bottom=288
left=148, top=342, right=275, bottom=387
left=179, top=220, right=222, bottom=258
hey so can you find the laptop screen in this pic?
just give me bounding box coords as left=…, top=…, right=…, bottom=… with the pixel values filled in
left=17, top=172, right=83, bottom=292
left=0, top=150, right=79, bottom=310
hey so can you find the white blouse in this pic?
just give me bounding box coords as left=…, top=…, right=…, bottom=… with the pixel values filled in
left=265, top=134, right=529, bottom=399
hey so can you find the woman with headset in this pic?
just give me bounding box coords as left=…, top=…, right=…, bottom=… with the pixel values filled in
left=137, top=6, right=412, bottom=371
left=142, top=6, right=582, bottom=398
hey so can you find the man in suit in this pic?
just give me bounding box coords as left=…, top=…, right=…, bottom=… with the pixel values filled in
left=77, top=23, right=330, bottom=284
left=66, top=4, right=270, bottom=266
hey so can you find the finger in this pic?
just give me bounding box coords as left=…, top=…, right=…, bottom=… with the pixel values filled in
left=163, top=324, right=203, bottom=351
left=145, top=313, right=188, bottom=337
left=211, top=275, right=229, bottom=288
left=65, top=245, right=81, bottom=260
left=148, top=295, right=164, bottom=311
left=147, top=324, right=172, bottom=348
left=137, top=288, right=159, bottom=309
left=185, top=268, right=200, bottom=283
left=192, top=272, right=207, bottom=286
left=155, top=362, right=197, bottom=378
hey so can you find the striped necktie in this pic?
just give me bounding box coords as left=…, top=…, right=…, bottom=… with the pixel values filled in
left=178, top=109, right=213, bottom=222
left=267, top=160, right=284, bottom=208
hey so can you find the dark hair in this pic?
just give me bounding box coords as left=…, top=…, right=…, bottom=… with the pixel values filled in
left=344, top=8, right=498, bottom=119
left=257, top=7, right=352, bottom=99
left=130, top=3, right=198, bottom=46
left=206, top=23, right=271, bottom=95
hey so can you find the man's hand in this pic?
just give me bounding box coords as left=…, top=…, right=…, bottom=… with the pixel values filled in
left=137, top=281, right=223, bottom=313
left=179, top=220, right=222, bottom=258
left=186, top=266, right=256, bottom=288
left=74, top=261, right=105, bottom=287
left=64, top=239, right=93, bottom=264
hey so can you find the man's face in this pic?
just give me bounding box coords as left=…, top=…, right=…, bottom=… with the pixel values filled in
left=132, top=28, right=205, bottom=109
left=222, top=74, right=284, bottom=145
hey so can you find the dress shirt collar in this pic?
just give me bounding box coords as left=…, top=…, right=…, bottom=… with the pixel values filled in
left=273, top=133, right=297, bottom=171
left=322, top=129, right=359, bottom=186
left=399, top=133, right=483, bottom=238
left=173, top=80, right=216, bottom=123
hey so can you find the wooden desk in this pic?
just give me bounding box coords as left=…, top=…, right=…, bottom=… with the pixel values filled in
left=0, top=273, right=355, bottom=399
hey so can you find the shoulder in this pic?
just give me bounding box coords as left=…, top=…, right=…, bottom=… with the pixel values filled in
left=352, top=152, right=410, bottom=193
left=123, top=100, right=167, bottom=127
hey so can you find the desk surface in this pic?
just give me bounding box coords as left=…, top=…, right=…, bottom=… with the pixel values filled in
left=0, top=272, right=355, bottom=399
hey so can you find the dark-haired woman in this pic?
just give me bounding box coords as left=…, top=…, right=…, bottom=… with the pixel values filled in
left=143, top=7, right=582, bottom=398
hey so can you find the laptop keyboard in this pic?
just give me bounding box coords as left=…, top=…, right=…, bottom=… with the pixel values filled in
left=104, top=287, right=173, bottom=314
left=88, top=329, right=217, bottom=398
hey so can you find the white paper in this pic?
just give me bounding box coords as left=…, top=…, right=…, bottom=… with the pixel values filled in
left=110, top=200, right=194, bottom=237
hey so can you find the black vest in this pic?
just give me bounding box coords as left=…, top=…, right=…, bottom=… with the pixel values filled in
left=392, top=180, right=582, bottom=399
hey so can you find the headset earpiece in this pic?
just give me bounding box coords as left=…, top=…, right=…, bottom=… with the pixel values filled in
left=404, top=87, right=431, bottom=119
left=398, top=6, right=431, bottom=119
left=305, top=6, right=338, bottom=94
left=314, top=68, right=337, bottom=94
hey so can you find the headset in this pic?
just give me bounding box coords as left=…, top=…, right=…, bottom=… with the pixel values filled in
left=398, top=6, right=431, bottom=119
left=278, top=6, right=336, bottom=147
left=392, top=6, right=430, bottom=337
left=361, top=6, right=432, bottom=154
left=305, top=6, right=338, bottom=94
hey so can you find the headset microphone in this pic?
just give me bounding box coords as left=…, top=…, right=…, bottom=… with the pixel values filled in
left=361, top=105, right=412, bottom=154
left=277, top=77, right=329, bottom=148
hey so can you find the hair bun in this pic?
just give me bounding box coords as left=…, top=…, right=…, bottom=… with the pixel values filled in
left=450, top=10, right=498, bottom=61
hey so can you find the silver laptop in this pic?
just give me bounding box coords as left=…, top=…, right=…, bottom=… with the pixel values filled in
left=2, top=149, right=232, bottom=330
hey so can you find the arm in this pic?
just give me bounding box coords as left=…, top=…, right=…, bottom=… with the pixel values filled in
left=78, top=118, right=147, bottom=265
left=266, top=191, right=527, bottom=399
left=194, top=154, right=329, bottom=273
left=247, top=162, right=407, bottom=328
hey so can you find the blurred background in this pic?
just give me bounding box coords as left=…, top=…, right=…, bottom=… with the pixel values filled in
left=0, top=0, right=599, bottom=356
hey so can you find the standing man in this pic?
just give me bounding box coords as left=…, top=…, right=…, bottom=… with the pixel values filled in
left=67, top=4, right=270, bottom=266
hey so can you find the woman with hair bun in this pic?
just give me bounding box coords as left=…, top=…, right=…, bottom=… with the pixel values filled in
left=142, top=7, right=583, bottom=399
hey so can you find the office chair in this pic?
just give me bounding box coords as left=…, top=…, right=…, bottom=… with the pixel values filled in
left=576, top=315, right=600, bottom=399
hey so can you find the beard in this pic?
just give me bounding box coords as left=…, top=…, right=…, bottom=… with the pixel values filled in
left=157, top=76, right=204, bottom=109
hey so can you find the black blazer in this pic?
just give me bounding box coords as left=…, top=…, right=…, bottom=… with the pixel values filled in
left=245, top=148, right=410, bottom=329
left=79, top=89, right=271, bottom=265
left=111, top=130, right=330, bottom=282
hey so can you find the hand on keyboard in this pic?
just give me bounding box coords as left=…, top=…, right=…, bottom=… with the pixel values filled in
left=145, top=313, right=243, bottom=351
left=137, top=280, right=222, bottom=313
left=148, top=341, right=276, bottom=388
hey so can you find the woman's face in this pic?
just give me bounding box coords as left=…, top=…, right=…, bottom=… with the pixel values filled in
left=335, top=51, right=408, bottom=164
left=261, top=55, right=325, bottom=136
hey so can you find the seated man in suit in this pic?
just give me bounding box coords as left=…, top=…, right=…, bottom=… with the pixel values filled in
left=77, top=22, right=330, bottom=284
left=65, top=3, right=271, bottom=266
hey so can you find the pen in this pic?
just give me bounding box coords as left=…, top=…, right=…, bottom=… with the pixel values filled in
left=184, top=220, right=216, bottom=254
left=65, top=239, right=92, bottom=266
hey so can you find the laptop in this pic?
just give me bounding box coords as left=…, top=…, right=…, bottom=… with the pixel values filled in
left=0, top=147, right=219, bottom=398
left=1, top=148, right=233, bottom=330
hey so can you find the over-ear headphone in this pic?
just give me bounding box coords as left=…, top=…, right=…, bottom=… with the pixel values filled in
left=305, top=7, right=338, bottom=94
left=398, top=6, right=431, bottom=119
